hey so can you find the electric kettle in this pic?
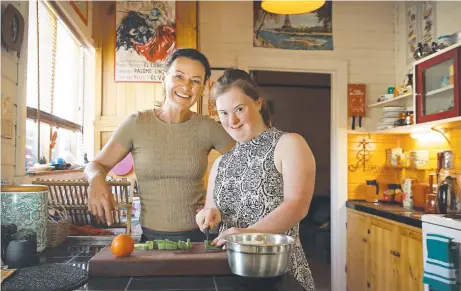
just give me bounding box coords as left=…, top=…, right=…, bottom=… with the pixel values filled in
left=437, top=176, right=461, bottom=214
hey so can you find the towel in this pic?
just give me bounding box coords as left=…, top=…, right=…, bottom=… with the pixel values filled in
left=423, top=234, right=458, bottom=291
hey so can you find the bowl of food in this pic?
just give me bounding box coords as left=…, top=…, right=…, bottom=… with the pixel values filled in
left=222, top=233, right=294, bottom=278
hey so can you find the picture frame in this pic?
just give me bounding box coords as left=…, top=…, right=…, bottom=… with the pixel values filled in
left=70, top=1, right=88, bottom=26
left=114, top=1, right=177, bottom=83
left=201, top=69, right=226, bottom=121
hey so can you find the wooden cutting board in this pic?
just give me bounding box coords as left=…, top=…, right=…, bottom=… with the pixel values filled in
left=88, top=242, right=232, bottom=277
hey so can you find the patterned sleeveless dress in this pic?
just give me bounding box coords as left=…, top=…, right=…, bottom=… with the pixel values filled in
left=213, top=127, right=316, bottom=291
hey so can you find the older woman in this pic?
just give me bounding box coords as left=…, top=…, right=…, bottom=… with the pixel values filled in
left=195, top=69, right=316, bottom=291
left=85, top=49, right=235, bottom=242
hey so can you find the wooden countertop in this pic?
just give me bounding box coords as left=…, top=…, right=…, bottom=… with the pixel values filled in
left=346, top=200, right=425, bottom=228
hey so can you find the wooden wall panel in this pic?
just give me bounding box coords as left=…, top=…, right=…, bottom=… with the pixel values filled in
left=348, top=127, right=461, bottom=200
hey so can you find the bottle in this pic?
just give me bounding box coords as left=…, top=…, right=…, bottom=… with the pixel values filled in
left=402, top=178, right=414, bottom=209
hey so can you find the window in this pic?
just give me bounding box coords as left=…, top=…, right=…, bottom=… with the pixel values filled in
left=25, top=1, right=86, bottom=170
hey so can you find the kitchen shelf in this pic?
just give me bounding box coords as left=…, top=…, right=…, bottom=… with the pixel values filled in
left=367, top=93, right=413, bottom=108
left=426, top=85, right=454, bottom=97
left=384, top=165, right=431, bottom=171
left=348, top=115, right=461, bottom=135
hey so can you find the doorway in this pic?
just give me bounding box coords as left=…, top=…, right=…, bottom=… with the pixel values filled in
left=252, top=70, right=331, bottom=291
left=238, top=54, right=348, bottom=291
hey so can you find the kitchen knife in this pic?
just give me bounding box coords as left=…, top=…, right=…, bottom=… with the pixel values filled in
left=204, top=227, right=210, bottom=253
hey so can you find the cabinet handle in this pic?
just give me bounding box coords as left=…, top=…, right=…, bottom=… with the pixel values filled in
left=367, top=282, right=370, bottom=288
left=362, top=238, right=368, bottom=243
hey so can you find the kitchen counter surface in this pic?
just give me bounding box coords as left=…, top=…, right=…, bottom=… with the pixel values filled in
left=28, top=237, right=304, bottom=291
left=346, top=200, right=425, bottom=228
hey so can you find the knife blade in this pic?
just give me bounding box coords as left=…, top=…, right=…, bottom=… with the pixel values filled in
left=204, top=227, right=210, bottom=253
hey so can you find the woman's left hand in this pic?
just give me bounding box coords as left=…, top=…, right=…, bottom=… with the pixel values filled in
left=212, top=227, right=251, bottom=247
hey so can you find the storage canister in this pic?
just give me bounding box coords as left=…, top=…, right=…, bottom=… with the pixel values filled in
left=1, top=185, right=49, bottom=252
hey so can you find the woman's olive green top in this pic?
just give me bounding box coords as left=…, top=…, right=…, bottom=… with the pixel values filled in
left=110, top=110, right=234, bottom=231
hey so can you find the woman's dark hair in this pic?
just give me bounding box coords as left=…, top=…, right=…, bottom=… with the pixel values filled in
left=164, top=48, right=212, bottom=83
left=211, top=68, right=272, bottom=127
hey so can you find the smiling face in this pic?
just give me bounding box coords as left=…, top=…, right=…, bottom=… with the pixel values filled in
left=162, top=57, right=206, bottom=110
left=216, top=86, right=266, bottom=143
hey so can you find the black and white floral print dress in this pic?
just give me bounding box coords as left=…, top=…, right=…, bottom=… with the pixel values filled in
left=214, top=127, right=316, bottom=291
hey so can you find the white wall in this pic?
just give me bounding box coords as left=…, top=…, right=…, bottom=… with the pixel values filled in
left=199, top=1, right=397, bottom=131
left=395, top=1, right=461, bottom=84
left=1, top=1, right=29, bottom=184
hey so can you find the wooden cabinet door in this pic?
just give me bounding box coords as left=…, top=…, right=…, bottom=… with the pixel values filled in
left=398, top=227, right=424, bottom=291
left=369, top=218, right=399, bottom=291
left=347, top=210, right=370, bottom=291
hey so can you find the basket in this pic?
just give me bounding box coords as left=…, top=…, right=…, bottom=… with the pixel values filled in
left=47, top=203, right=72, bottom=248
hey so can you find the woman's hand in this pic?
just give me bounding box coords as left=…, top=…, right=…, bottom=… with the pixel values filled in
left=212, top=227, right=251, bottom=247
left=196, top=207, right=221, bottom=232
left=88, top=175, right=116, bottom=225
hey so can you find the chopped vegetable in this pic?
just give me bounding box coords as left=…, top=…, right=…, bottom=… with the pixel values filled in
left=156, top=240, right=166, bottom=250
left=133, top=239, right=194, bottom=251
left=134, top=243, right=149, bottom=250
left=204, top=240, right=224, bottom=251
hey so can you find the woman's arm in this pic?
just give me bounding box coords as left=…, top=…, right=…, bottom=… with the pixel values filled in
left=247, top=133, right=315, bottom=233
left=85, top=113, right=136, bottom=224
left=204, top=156, right=222, bottom=209
left=84, top=141, right=130, bottom=225
left=196, top=156, right=223, bottom=231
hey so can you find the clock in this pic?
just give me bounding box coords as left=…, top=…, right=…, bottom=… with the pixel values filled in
left=1, top=4, right=25, bottom=57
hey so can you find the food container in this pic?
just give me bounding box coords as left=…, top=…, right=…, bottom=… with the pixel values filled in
left=1, top=185, right=49, bottom=252
left=408, top=150, right=429, bottom=168
left=386, top=148, right=403, bottom=167
left=222, top=233, right=294, bottom=278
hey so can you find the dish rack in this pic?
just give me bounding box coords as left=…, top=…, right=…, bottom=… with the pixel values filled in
left=32, top=179, right=134, bottom=234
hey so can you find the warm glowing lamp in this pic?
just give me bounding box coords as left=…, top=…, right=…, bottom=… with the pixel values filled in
left=261, top=0, right=326, bottom=15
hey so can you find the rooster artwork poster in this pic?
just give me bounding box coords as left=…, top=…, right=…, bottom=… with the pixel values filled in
left=115, top=1, right=176, bottom=82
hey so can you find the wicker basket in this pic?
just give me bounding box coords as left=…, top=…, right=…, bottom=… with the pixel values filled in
left=47, top=203, right=72, bottom=248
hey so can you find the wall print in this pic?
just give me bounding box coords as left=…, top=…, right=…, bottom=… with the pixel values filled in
left=406, top=3, right=418, bottom=64
left=70, top=1, right=88, bottom=26
left=115, top=1, right=176, bottom=82
left=253, top=1, right=333, bottom=51
left=202, top=69, right=226, bottom=122
left=421, top=1, right=436, bottom=45
left=405, top=1, right=436, bottom=66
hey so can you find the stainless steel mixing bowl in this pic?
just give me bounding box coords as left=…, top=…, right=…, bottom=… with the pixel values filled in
left=222, top=233, right=294, bottom=278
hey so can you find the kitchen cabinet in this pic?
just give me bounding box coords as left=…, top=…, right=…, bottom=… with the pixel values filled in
left=415, top=45, right=461, bottom=124
left=398, top=227, right=424, bottom=291
left=347, top=210, right=370, bottom=291
left=346, top=209, right=424, bottom=291
left=369, top=218, right=399, bottom=291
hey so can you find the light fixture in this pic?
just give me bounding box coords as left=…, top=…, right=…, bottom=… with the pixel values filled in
left=261, top=0, right=326, bottom=15
left=410, top=127, right=450, bottom=144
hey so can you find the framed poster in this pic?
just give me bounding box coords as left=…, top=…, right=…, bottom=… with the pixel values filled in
left=253, top=1, right=333, bottom=51
left=201, top=69, right=226, bottom=122
left=115, top=1, right=176, bottom=82
left=70, top=1, right=88, bottom=26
